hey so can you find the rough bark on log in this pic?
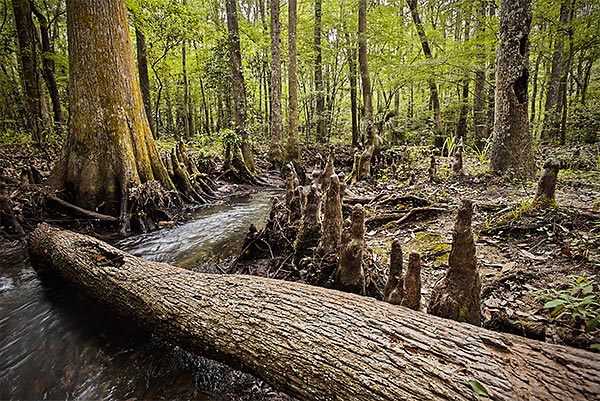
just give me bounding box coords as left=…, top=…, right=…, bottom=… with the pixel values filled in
left=28, top=224, right=600, bottom=401
left=531, top=158, right=560, bottom=209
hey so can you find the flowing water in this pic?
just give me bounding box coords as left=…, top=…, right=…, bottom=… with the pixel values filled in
left=0, top=191, right=288, bottom=400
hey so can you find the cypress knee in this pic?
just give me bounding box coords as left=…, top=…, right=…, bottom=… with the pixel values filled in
left=384, top=239, right=403, bottom=305
left=531, top=158, right=560, bottom=209
left=401, top=251, right=421, bottom=310
left=319, top=174, right=342, bottom=255
left=429, top=199, right=481, bottom=326
left=294, top=185, right=322, bottom=263
left=334, top=204, right=365, bottom=295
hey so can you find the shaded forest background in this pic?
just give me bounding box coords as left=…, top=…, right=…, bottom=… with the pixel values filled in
left=1, top=0, right=599, bottom=161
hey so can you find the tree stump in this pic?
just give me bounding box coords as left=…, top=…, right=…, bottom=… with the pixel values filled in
left=452, top=139, right=463, bottom=175
left=383, top=239, right=403, bottom=305
left=429, top=199, right=481, bottom=326
left=319, top=174, right=342, bottom=255
left=401, top=251, right=421, bottom=310
left=531, top=158, right=560, bottom=209
left=334, top=204, right=365, bottom=295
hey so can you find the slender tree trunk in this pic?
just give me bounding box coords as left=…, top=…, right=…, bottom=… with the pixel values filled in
left=472, top=1, right=487, bottom=150
left=51, top=0, right=174, bottom=225
left=346, top=33, right=359, bottom=148
left=314, top=0, right=326, bottom=142
left=559, top=0, right=576, bottom=145
left=226, top=0, right=256, bottom=174
left=181, top=39, right=191, bottom=140
left=135, top=28, right=157, bottom=139
left=406, top=0, right=442, bottom=139
left=30, top=3, right=63, bottom=126
left=285, top=0, right=300, bottom=166
left=529, top=51, right=542, bottom=129
left=12, top=0, right=51, bottom=142
left=356, top=0, right=374, bottom=180
left=268, top=0, right=283, bottom=167
left=30, top=223, right=600, bottom=401
left=490, top=0, right=535, bottom=179
left=541, top=0, right=571, bottom=144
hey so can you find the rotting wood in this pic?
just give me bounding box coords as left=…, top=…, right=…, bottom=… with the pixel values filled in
left=28, top=223, right=600, bottom=401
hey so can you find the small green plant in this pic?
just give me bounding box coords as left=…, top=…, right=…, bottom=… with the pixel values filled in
left=469, top=137, right=493, bottom=164
left=532, top=276, right=600, bottom=332
left=441, top=134, right=457, bottom=157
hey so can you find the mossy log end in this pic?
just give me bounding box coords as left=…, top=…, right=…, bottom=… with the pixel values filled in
left=28, top=224, right=600, bottom=401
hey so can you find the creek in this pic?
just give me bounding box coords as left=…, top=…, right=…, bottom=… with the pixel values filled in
left=0, top=191, right=286, bottom=400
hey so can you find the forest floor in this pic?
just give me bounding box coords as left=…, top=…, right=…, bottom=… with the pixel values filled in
left=1, top=141, right=599, bottom=353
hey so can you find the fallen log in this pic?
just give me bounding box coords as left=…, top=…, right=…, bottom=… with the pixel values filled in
left=28, top=223, right=600, bottom=401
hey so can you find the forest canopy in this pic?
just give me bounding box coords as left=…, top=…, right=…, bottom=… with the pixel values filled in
left=2, top=0, right=599, bottom=152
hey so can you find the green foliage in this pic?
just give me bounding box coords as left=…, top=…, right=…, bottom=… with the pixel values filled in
left=441, top=134, right=458, bottom=157
left=569, top=102, right=600, bottom=144
left=532, top=276, right=600, bottom=332
left=469, top=137, right=493, bottom=164
left=468, top=380, right=489, bottom=398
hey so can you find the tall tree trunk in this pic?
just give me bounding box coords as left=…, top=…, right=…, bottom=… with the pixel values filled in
left=356, top=0, right=374, bottom=181
left=529, top=51, right=542, bottom=129
left=135, top=28, right=157, bottom=138
left=541, top=0, right=571, bottom=144
left=472, top=1, right=487, bottom=150
left=226, top=0, right=256, bottom=174
left=456, top=79, right=469, bottom=140
left=406, top=0, right=442, bottom=139
left=285, top=0, right=300, bottom=166
left=30, top=3, right=63, bottom=126
left=30, top=223, right=600, bottom=401
left=346, top=32, right=359, bottom=148
left=267, top=0, right=283, bottom=167
left=314, top=0, right=326, bottom=142
left=559, top=0, right=575, bottom=145
left=50, top=0, right=174, bottom=226
left=181, top=38, right=191, bottom=140
left=490, top=0, right=535, bottom=179
left=12, top=0, right=51, bottom=142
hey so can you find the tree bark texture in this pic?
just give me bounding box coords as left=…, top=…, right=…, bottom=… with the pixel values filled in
left=226, top=0, right=256, bottom=173
left=490, top=0, right=535, bottom=180
left=12, top=0, right=52, bottom=142
left=52, top=0, right=174, bottom=217
left=319, top=173, right=342, bottom=255
left=285, top=0, right=300, bottom=165
left=29, top=223, right=600, bottom=401
left=314, top=0, right=325, bottom=142
left=383, top=239, right=403, bottom=304
left=346, top=33, right=359, bottom=147
left=357, top=0, right=375, bottom=181
left=268, top=0, right=283, bottom=167
left=334, top=204, right=366, bottom=295
left=136, top=28, right=157, bottom=138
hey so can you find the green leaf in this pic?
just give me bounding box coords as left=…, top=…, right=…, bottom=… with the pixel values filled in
left=544, top=299, right=566, bottom=309
left=586, top=317, right=600, bottom=333
left=468, top=380, right=490, bottom=398
left=590, top=344, right=600, bottom=351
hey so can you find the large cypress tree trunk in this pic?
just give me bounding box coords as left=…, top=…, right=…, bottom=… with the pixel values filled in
left=285, top=0, right=301, bottom=166
left=267, top=0, right=283, bottom=167
left=490, top=0, right=535, bottom=179
left=29, top=223, right=600, bottom=401
left=226, top=0, right=256, bottom=174
left=50, top=0, right=174, bottom=221
left=12, top=0, right=52, bottom=143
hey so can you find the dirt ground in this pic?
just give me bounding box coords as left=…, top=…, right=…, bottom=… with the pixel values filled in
left=1, top=141, right=599, bottom=352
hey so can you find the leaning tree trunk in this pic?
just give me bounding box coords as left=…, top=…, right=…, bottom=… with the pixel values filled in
left=29, top=224, right=600, bottom=401
left=489, top=0, right=535, bottom=180
left=50, top=0, right=174, bottom=221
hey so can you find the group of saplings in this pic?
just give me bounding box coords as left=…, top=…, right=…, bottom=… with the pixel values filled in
left=264, top=146, right=562, bottom=327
